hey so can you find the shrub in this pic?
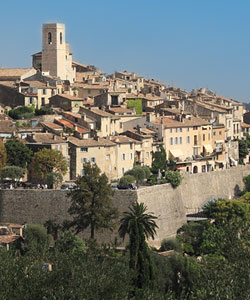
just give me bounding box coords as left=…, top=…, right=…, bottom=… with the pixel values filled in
left=35, top=107, right=54, bottom=116
left=159, top=238, right=181, bottom=252
left=119, top=175, right=135, bottom=188
left=165, top=171, right=182, bottom=188
left=141, top=166, right=151, bottom=179
left=125, top=166, right=147, bottom=184
left=243, top=175, right=250, bottom=192
left=9, top=106, right=34, bottom=120
left=23, top=224, right=49, bottom=256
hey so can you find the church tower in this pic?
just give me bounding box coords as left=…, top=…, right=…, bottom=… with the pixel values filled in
left=42, top=23, right=75, bottom=82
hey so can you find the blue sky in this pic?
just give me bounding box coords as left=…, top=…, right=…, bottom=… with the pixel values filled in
left=0, top=0, right=250, bottom=102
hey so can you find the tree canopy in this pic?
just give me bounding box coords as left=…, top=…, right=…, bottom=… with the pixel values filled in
left=151, top=145, right=166, bottom=174
left=68, top=162, right=119, bottom=239
left=5, top=139, right=32, bottom=169
left=0, top=141, right=7, bottom=169
left=30, top=148, right=68, bottom=181
left=119, top=202, right=158, bottom=289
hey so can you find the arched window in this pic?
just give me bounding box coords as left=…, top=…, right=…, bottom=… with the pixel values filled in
left=48, top=32, right=52, bottom=44
left=60, top=32, right=63, bottom=44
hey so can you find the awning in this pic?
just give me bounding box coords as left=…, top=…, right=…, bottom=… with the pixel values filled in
left=203, top=144, right=213, bottom=153
left=169, top=149, right=184, bottom=158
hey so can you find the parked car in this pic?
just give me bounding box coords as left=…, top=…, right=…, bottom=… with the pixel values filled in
left=117, top=183, right=137, bottom=190
left=60, top=183, right=76, bottom=190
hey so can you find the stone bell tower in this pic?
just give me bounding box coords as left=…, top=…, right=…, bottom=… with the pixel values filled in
left=42, top=23, right=74, bottom=82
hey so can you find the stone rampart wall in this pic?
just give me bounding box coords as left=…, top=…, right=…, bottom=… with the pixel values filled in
left=0, top=166, right=249, bottom=247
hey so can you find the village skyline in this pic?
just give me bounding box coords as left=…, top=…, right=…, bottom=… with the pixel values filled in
left=1, top=0, right=250, bottom=102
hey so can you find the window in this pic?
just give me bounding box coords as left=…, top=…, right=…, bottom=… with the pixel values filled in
left=29, top=97, right=33, bottom=105
left=80, top=147, right=88, bottom=152
left=219, top=131, right=222, bottom=135
left=120, top=122, right=123, bottom=129
left=106, top=154, right=110, bottom=160
left=41, top=97, right=45, bottom=106
left=42, top=89, right=46, bottom=95
left=130, top=143, right=133, bottom=150
left=213, top=131, right=216, bottom=136
left=203, top=134, right=205, bottom=141
left=146, top=152, right=149, bottom=158
left=91, top=157, right=96, bottom=163
left=122, top=168, right=125, bottom=175
left=186, top=136, right=190, bottom=144
left=48, top=32, right=52, bottom=44
left=179, top=137, right=182, bottom=144
left=60, top=32, right=63, bottom=44
left=169, top=137, right=173, bottom=145
left=81, top=169, right=85, bottom=176
left=175, top=137, right=178, bottom=145
left=88, top=89, right=91, bottom=95
left=187, top=127, right=190, bottom=132
left=130, top=153, right=133, bottom=160
left=193, top=126, right=198, bottom=130
left=208, top=133, right=210, bottom=140
left=175, top=128, right=178, bottom=133
left=180, top=128, right=182, bottom=133
left=122, top=153, right=125, bottom=160
left=170, top=128, right=172, bottom=133
left=81, top=158, right=88, bottom=163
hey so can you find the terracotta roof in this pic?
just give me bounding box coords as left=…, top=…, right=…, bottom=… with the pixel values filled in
left=0, top=223, right=24, bottom=229
left=55, top=119, right=89, bottom=134
left=63, top=112, right=81, bottom=118
left=108, top=107, right=133, bottom=114
left=153, top=116, right=210, bottom=128
left=89, top=108, right=118, bottom=118
left=0, top=234, right=21, bottom=244
left=68, top=136, right=115, bottom=147
left=142, top=94, right=164, bottom=101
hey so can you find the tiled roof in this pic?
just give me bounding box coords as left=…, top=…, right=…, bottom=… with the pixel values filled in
left=27, top=133, right=66, bottom=144
left=108, top=107, right=133, bottom=113
left=0, top=234, right=21, bottom=244
left=23, top=81, right=56, bottom=89
left=142, top=94, right=164, bottom=101
left=55, top=119, right=89, bottom=134
left=63, top=112, right=81, bottom=118
left=153, top=116, right=210, bottom=128
left=111, top=135, right=139, bottom=144
left=89, top=108, right=117, bottom=118
left=0, top=68, right=35, bottom=78
left=72, top=83, right=109, bottom=89
left=68, top=136, right=115, bottom=147
left=40, top=122, right=63, bottom=130
left=0, top=120, right=16, bottom=133
left=55, top=94, right=83, bottom=101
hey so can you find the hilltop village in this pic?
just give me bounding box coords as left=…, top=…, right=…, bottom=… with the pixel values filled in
left=0, top=23, right=249, bottom=183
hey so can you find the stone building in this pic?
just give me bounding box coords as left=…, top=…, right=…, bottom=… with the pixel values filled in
left=32, top=23, right=76, bottom=83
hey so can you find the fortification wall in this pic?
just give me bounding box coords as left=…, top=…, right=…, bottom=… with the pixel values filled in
left=0, top=166, right=249, bottom=247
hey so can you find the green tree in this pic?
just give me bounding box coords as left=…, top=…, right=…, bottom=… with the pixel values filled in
left=166, top=158, right=177, bottom=171
left=5, top=139, right=32, bottom=168
left=0, top=166, right=25, bottom=183
left=151, top=145, right=166, bottom=174
left=68, top=162, right=119, bottom=239
left=119, top=202, right=158, bottom=289
left=165, top=170, right=182, bottom=188
left=23, top=224, right=49, bottom=256
left=119, top=174, right=136, bottom=188
left=30, top=148, right=68, bottom=181
left=0, top=141, right=7, bottom=169
left=47, top=172, right=63, bottom=188
left=243, top=174, right=250, bottom=192
left=55, top=231, right=85, bottom=254
left=238, top=139, right=248, bottom=164
left=44, top=219, right=61, bottom=241
left=125, top=166, right=146, bottom=185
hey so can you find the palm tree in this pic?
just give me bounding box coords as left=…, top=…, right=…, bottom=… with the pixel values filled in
left=119, top=202, right=158, bottom=289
